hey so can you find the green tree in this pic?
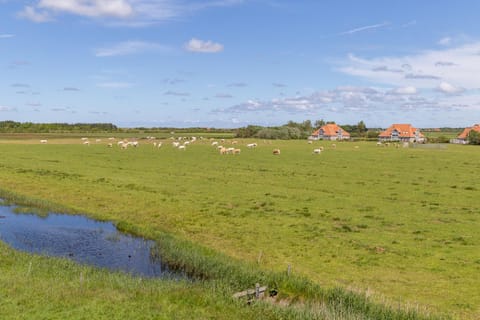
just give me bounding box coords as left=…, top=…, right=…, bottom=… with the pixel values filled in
left=468, top=130, right=480, bottom=145
left=357, top=120, right=367, bottom=137
left=314, top=119, right=325, bottom=128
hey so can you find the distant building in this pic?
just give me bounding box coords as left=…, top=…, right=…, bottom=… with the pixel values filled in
left=309, top=124, right=350, bottom=141
left=378, top=124, right=425, bottom=143
left=451, top=124, right=480, bottom=144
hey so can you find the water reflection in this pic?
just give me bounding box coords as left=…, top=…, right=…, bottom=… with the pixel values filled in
left=0, top=205, right=178, bottom=278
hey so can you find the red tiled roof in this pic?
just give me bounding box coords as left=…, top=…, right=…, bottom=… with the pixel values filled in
left=457, top=124, right=480, bottom=139
left=312, top=124, right=350, bottom=137
left=379, top=124, right=424, bottom=138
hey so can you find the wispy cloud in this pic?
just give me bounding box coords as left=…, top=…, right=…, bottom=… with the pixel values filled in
left=95, top=41, right=171, bottom=57
left=164, top=90, right=189, bottom=96
left=215, top=93, right=233, bottom=98
left=435, top=61, right=457, bottom=67
left=184, top=38, right=223, bottom=53
left=18, top=5, right=52, bottom=22
left=388, top=86, right=418, bottom=95
left=401, top=20, right=417, bottom=28
left=438, top=37, right=452, bottom=46
left=63, top=87, right=80, bottom=91
left=163, top=78, right=185, bottom=85
left=11, top=83, right=30, bottom=88
left=217, top=84, right=480, bottom=122
left=96, top=82, right=133, bottom=88
left=0, top=105, right=17, bottom=112
left=339, top=41, right=480, bottom=89
left=0, top=34, right=15, bottom=38
left=227, top=82, right=247, bottom=87
left=339, top=22, right=389, bottom=35
left=19, top=0, right=244, bottom=26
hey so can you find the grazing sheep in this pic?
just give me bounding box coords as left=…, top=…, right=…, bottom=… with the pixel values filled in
left=172, top=142, right=180, bottom=147
left=308, top=140, right=313, bottom=144
left=273, top=149, right=281, bottom=155
left=219, top=147, right=227, bottom=155
left=40, top=139, right=48, bottom=144
left=331, top=143, right=336, bottom=149
left=157, top=142, right=163, bottom=148
left=233, top=148, right=241, bottom=154
left=247, top=143, right=257, bottom=148
left=354, top=146, right=359, bottom=149
left=107, top=143, right=113, bottom=148
left=83, top=141, right=90, bottom=146
left=313, top=148, right=322, bottom=154
left=211, top=141, right=219, bottom=146
left=178, top=145, right=186, bottom=150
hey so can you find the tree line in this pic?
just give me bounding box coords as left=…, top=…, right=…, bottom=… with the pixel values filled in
left=0, top=121, right=118, bottom=133
left=235, top=120, right=373, bottom=139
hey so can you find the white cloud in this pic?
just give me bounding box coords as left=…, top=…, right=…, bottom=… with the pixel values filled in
left=95, top=41, right=171, bottom=57
left=0, top=34, right=15, bottom=38
left=340, top=41, right=480, bottom=90
left=436, top=81, right=465, bottom=95
left=389, top=86, right=418, bottom=95
left=40, top=0, right=133, bottom=18
left=19, top=0, right=244, bottom=25
left=218, top=84, right=480, bottom=121
left=438, top=37, right=452, bottom=46
left=184, top=38, right=223, bottom=53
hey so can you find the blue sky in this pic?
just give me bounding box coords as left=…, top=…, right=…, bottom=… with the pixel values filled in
left=1, top=0, right=480, bottom=128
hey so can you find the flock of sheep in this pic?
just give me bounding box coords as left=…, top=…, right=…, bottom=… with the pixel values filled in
left=38, top=136, right=359, bottom=155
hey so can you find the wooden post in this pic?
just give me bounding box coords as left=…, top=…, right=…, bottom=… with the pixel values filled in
left=287, top=264, right=291, bottom=276
left=255, top=283, right=260, bottom=299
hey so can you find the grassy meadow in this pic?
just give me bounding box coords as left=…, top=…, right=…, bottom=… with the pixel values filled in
left=0, top=135, right=478, bottom=319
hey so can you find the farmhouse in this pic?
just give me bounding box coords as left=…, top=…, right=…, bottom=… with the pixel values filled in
left=450, top=124, right=480, bottom=144
left=309, top=124, right=350, bottom=141
left=378, top=124, right=425, bottom=143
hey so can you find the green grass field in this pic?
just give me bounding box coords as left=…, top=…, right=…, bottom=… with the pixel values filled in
left=0, top=136, right=478, bottom=319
